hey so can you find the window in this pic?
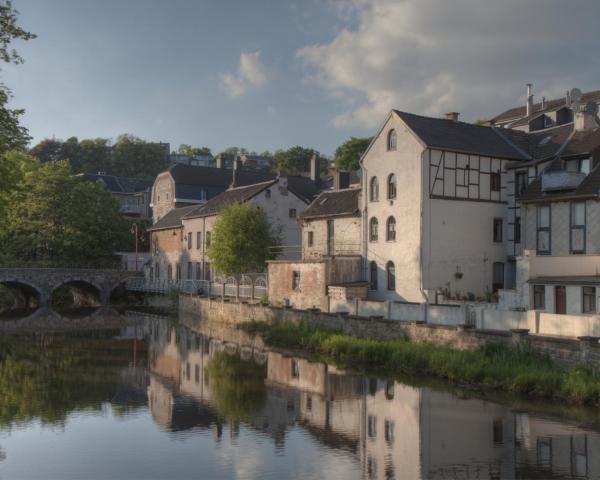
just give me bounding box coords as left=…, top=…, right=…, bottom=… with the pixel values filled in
left=369, top=261, right=378, bottom=290
left=493, top=419, right=504, bottom=445
left=570, top=202, right=586, bottom=254
left=307, top=231, right=314, bottom=247
left=369, top=177, right=379, bottom=202
left=583, top=286, right=596, bottom=313
left=154, top=263, right=159, bottom=280
left=493, top=218, right=503, bottom=243
left=292, top=271, right=301, bottom=290
left=306, top=396, right=312, bottom=411
left=367, top=457, right=377, bottom=480
left=515, top=216, right=521, bottom=244
left=291, top=359, right=299, bottom=378
left=167, top=264, right=173, bottom=280
left=289, top=208, right=297, bottom=218
left=490, top=172, right=501, bottom=192
left=387, top=174, right=397, bottom=199
left=385, top=381, right=394, bottom=400
left=566, top=157, right=591, bottom=175
left=533, top=285, right=545, bottom=309
left=555, top=285, right=566, bottom=315
left=185, top=362, right=190, bottom=381
left=206, top=231, right=211, bottom=248
left=265, top=189, right=271, bottom=199
left=149, top=266, right=154, bottom=281
left=187, top=232, right=192, bottom=249
left=204, top=262, right=211, bottom=281
left=387, top=129, right=397, bottom=151
left=196, top=232, right=202, bottom=250
left=537, top=438, right=552, bottom=468
left=386, top=216, right=396, bottom=241
left=195, top=365, right=200, bottom=383
left=516, top=172, right=528, bottom=196
left=153, top=235, right=159, bottom=254
left=187, top=262, right=192, bottom=280
left=200, top=188, right=207, bottom=201
left=537, top=205, right=551, bottom=254
left=176, top=263, right=181, bottom=281
left=384, top=420, right=395, bottom=446
left=492, top=262, right=504, bottom=292
left=369, top=217, right=378, bottom=242
left=367, top=415, right=377, bottom=438
left=386, top=261, right=395, bottom=291
left=195, top=262, right=202, bottom=280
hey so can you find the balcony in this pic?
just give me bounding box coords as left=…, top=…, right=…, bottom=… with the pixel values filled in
left=541, top=170, right=586, bottom=192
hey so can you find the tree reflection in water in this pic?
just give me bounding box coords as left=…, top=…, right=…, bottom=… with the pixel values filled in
left=205, top=352, right=267, bottom=421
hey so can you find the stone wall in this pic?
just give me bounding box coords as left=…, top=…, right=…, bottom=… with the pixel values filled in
left=180, top=295, right=600, bottom=370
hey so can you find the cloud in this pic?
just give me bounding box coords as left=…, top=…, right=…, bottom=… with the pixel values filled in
left=220, top=51, right=268, bottom=97
left=297, top=0, right=600, bottom=128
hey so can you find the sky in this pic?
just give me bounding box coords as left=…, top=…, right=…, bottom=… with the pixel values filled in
left=2, top=0, right=600, bottom=157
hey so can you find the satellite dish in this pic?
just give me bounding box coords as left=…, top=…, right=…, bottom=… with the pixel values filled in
left=571, top=88, right=583, bottom=103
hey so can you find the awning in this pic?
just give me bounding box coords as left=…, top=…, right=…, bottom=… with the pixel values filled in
left=527, top=276, right=600, bottom=286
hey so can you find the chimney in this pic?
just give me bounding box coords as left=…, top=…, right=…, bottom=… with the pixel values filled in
left=333, top=171, right=350, bottom=190
left=277, top=173, right=289, bottom=195
left=216, top=154, right=224, bottom=169
left=231, top=158, right=239, bottom=187
left=526, top=83, right=534, bottom=116
left=574, top=102, right=599, bottom=132
left=445, top=112, right=460, bottom=121
left=310, top=154, right=320, bottom=183
left=566, top=90, right=571, bottom=107
left=541, top=96, right=546, bottom=110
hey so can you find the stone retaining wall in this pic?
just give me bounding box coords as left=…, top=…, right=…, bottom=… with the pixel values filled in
left=179, top=295, right=600, bottom=371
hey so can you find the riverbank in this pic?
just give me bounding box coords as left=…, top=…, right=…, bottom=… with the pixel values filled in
left=240, top=320, right=600, bottom=406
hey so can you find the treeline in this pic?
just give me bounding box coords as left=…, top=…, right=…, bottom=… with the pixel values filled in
left=29, top=134, right=168, bottom=180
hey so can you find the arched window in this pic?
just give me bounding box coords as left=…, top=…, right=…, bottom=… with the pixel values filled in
left=369, top=261, right=378, bottom=290
left=167, top=264, right=173, bottom=280
left=386, top=261, right=395, bottom=291
left=154, top=263, right=159, bottom=280
left=387, top=174, right=397, bottom=199
left=387, top=129, right=397, bottom=151
left=369, top=217, right=379, bottom=242
left=370, top=177, right=379, bottom=202
left=386, top=216, right=396, bottom=241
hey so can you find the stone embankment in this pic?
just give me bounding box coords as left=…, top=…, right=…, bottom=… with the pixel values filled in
left=180, top=295, right=600, bottom=371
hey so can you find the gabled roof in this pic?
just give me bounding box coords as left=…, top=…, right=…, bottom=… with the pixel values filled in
left=183, top=180, right=277, bottom=219
left=299, top=188, right=360, bottom=220
left=393, top=110, right=530, bottom=160
left=77, top=173, right=151, bottom=193
left=147, top=205, right=198, bottom=231
left=491, top=89, right=600, bottom=124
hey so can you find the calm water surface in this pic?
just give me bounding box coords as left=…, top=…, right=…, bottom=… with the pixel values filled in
left=0, top=308, right=599, bottom=480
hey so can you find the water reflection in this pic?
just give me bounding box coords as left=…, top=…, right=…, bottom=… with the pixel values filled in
left=0, top=310, right=599, bottom=479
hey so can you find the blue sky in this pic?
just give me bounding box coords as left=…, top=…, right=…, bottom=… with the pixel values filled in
left=3, top=0, right=600, bottom=156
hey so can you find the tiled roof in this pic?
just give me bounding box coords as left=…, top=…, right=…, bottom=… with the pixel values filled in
left=394, top=111, right=529, bottom=160
left=77, top=173, right=151, bottom=193
left=491, top=90, right=600, bottom=124
left=147, top=205, right=198, bottom=231
left=183, top=181, right=276, bottom=218
left=299, top=188, right=360, bottom=219
left=562, top=128, right=600, bottom=157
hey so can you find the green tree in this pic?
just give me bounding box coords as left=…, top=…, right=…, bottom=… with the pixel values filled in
left=207, top=202, right=281, bottom=276
left=177, top=144, right=212, bottom=157
left=273, top=145, right=322, bottom=175
left=112, top=134, right=168, bottom=178
left=334, top=136, right=372, bottom=171
left=0, top=159, right=129, bottom=266
left=29, top=138, right=65, bottom=163
left=77, top=137, right=112, bottom=174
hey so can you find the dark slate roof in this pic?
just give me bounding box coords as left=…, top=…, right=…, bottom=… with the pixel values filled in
left=562, top=127, right=600, bottom=157
left=147, top=205, right=198, bottom=231
left=394, top=111, right=529, bottom=160
left=299, top=188, right=360, bottom=220
left=287, top=175, right=322, bottom=203
left=527, top=124, right=574, bottom=159
left=77, top=173, right=151, bottom=193
left=491, top=90, right=600, bottom=124
left=519, top=158, right=600, bottom=203
left=183, top=181, right=276, bottom=218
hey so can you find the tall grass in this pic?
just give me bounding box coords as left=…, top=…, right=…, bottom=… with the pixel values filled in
left=240, top=320, right=600, bottom=406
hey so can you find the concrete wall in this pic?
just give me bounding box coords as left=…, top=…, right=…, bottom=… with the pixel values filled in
left=362, top=113, right=425, bottom=303
left=302, top=215, right=362, bottom=258
left=268, top=260, right=329, bottom=311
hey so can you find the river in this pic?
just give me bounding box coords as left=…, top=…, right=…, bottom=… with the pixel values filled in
left=0, top=307, right=598, bottom=479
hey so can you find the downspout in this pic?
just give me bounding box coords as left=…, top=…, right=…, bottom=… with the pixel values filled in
left=361, top=165, right=369, bottom=284
left=419, top=149, right=429, bottom=322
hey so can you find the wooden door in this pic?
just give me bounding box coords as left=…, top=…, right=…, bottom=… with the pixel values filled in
left=555, top=286, right=566, bottom=314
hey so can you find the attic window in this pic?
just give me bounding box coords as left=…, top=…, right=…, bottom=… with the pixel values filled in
left=539, top=136, right=552, bottom=146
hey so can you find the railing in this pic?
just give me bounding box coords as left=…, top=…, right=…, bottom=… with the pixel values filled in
left=126, top=274, right=268, bottom=300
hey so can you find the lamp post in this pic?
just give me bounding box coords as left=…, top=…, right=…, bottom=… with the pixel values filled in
left=130, top=223, right=139, bottom=271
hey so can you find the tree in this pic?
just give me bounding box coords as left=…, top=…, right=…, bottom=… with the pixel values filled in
left=29, top=138, right=65, bottom=163
left=177, top=144, right=212, bottom=157
left=207, top=202, right=281, bottom=276
left=273, top=146, right=322, bottom=175
left=112, top=134, right=168, bottom=178
left=0, top=158, right=129, bottom=265
left=334, top=136, right=373, bottom=171
left=0, top=1, right=35, bottom=153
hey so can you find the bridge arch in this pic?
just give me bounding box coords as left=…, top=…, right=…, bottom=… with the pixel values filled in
left=0, top=280, right=42, bottom=309
left=50, top=279, right=104, bottom=307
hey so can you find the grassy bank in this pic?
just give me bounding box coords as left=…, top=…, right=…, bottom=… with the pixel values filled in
left=240, top=320, right=600, bottom=406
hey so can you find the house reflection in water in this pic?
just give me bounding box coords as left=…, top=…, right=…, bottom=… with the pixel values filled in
left=147, top=319, right=600, bottom=479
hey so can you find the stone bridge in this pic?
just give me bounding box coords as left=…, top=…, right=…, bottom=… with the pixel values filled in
left=0, top=268, right=142, bottom=308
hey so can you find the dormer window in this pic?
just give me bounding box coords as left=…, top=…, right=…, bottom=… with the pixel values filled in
left=387, top=129, right=397, bottom=151
left=566, top=157, right=590, bottom=175
left=543, top=116, right=553, bottom=128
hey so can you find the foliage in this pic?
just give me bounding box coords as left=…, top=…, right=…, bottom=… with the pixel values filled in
left=273, top=146, right=324, bottom=175
left=0, top=1, right=36, bottom=64
left=207, top=203, right=281, bottom=275
left=28, top=135, right=169, bottom=180
left=334, top=136, right=373, bottom=171
left=241, top=321, right=600, bottom=406
left=177, top=144, right=212, bottom=157
left=205, top=352, right=266, bottom=420
left=0, top=157, right=129, bottom=266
